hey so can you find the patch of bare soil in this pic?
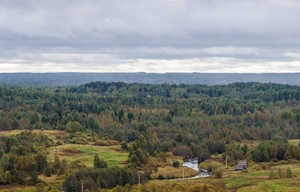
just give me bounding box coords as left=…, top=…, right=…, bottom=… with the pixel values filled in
left=59, top=148, right=83, bottom=156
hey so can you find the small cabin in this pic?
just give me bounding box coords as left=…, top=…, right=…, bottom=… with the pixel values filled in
left=234, top=160, right=248, bottom=171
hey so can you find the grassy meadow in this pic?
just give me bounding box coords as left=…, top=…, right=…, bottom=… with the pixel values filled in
left=0, top=129, right=128, bottom=168
left=48, top=144, right=128, bottom=167
left=288, top=139, right=300, bottom=146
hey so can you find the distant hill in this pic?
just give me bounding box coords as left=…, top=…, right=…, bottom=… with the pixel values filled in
left=1, top=73, right=300, bottom=86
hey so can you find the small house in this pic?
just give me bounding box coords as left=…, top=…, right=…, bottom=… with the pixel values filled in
left=234, top=160, right=248, bottom=171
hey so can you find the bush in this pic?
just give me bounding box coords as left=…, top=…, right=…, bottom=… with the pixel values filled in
left=56, top=135, right=62, bottom=140
left=207, top=165, right=213, bottom=172
left=94, top=154, right=108, bottom=169
left=286, top=168, right=292, bottom=178
left=94, top=140, right=110, bottom=146
left=157, top=174, right=164, bottom=180
left=172, top=160, right=180, bottom=168
left=44, top=167, right=54, bottom=177
left=214, top=169, right=223, bottom=178
left=154, top=165, right=158, bottom=173
left=56, top=141, right=63, bottom=145
left=120, top=140, right=128, bottom=150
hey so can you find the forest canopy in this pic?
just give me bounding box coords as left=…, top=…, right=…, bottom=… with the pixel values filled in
left=1, top=82, right=300, bottom=144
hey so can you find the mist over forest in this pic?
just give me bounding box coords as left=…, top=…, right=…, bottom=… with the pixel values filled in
left=1, top=73, right=300, bottom=86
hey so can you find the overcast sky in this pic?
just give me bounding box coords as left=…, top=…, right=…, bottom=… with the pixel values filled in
left=1, top=0, right=300, bottom=73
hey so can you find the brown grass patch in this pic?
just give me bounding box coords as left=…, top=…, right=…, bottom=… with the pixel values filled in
left=291, top=181, right=300, bottom=186
left=151, top=166, right=198, bottom=179
left=113, top=148, right=123, bottom=153
left=59, top=148, right=83, bottom=156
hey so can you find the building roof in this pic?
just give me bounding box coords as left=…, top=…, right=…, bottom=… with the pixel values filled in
left=237, top=160, right=247, bottom=165
left=235, top=160, right=248, bottom=170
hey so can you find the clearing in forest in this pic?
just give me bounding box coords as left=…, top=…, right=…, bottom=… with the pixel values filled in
left=48, top=144, right=128, bottom=167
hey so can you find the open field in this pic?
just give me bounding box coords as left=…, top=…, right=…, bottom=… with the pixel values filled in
left=48, top=144, right=128, bottom=167
left=288, top=139, right=300, bottom=146
left=209, top=162, right=300, bottom=191
left=0, top=129, right=127, bottom=167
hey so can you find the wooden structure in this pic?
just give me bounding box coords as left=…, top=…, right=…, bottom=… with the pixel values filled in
left=234, top=160, right=248, bottom=171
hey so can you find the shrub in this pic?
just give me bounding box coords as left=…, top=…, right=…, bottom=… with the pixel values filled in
left=56, top=141, right=63, bottom=145
left=157, top=174, right=164, bottom=180
left=172, top=160, right=180, bottom=168
left=94, top=154, right=108, bottom=169
left=172, top=146, right=192, bottom=157
left=286, top=168, right=292, bottom=178
left=154, top=165, right=158, bottom=173
left=120, top=140, right=128, bottom=150
left=44, top=167, right=54, bottom=177
left=214, top=169, right=223, bottom=178
left=94, top=140, right=110, bottom=146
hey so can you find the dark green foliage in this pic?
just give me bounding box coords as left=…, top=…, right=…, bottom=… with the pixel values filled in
left=269, top=168, right=292, bottom=179
left=127, top=112, right=134, bottom=123
left=63, top=175, right=77, bottom=192
left=172, top=160, right=180, bottom=167
left=53, top=156, right=61, bottom=171
left=93, top=154, right=108, bottom=169
left=172, top=146, right=192, bottom=157
left=62, top=167, right=150, bottom=191
left=1, top=82, right=300, bottom=146
left=120, top=140, right=128, bottom=150
left=0, top=132, right=53, bottom=184
left=277, top=146, right=287, bottom=160
left=253, top=150, right=265, bottom=162
left=44, top=166, right=54, bottom=177
left=157, top=174, right=164, bottom=180
left=128, top=149, right=149, bottom=166
left=241, top=144, right=249, bottom=155
left=35, top=153, right=48, bottom=174
left=251, top=140, right=299, bottom=162
left=286, top=167, right=292, bottom=178
left=214, top=169, right=223, bottom=179
left=205, top=139, right=226, bottom=154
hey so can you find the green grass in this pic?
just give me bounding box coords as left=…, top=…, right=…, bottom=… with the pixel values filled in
left=222, top=162, right=300, bottom=192
left=48, top=144, right=128, bottom=167
left=210, top=154, right=222, bottom=159
left=238, top=179, right=300, bottom=192
left=225, top=176, right=256, bottom=189
left=0, top=130, right=128, bottom=167
left=288, top=139, right=300, bottom=146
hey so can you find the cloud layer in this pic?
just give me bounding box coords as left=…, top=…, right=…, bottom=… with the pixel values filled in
left=1, top=0, right=300, bottom=72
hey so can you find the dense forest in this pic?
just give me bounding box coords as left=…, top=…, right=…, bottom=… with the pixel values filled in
left=1, top=81, right=300, bottom=191
left=2, top=73, right=300, bottom=86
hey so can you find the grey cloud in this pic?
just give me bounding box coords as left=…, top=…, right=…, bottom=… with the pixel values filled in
left=0, top=0, right=300, bottom=72
left=1, top=1, right=300, bottom=46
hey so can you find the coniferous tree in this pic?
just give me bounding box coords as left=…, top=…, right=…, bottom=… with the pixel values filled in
left=93, top=154, right=108, bottom=169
